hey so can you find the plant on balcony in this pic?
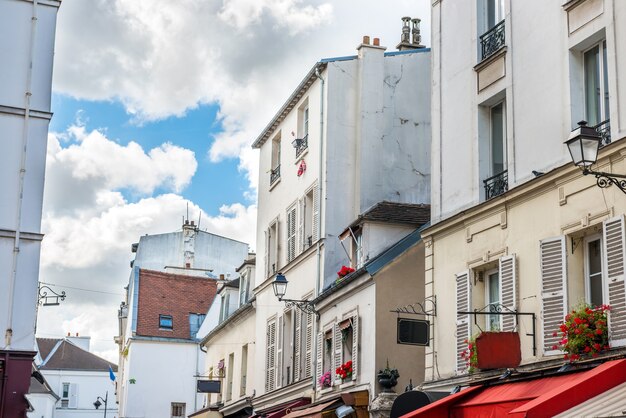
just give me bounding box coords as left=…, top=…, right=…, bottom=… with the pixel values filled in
left=336, top=360, right=353, bottom=381
left=460, top=336, right=478, bottom=373
left=318, top=371, right=332, bottom=388
left=335, top=265, right=355, bottom=284
left=554, top=303, right=611, bottom=362
left=377, top=360, right=400, bottom=391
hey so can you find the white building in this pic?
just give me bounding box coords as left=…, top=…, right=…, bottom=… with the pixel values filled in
left=0, top=0, right=60, bottom=415
left=35, top=337, right=118, bottom=418
left=251, top=25, right=431, bottom=414
left=116, top=222, right=249, bottom=418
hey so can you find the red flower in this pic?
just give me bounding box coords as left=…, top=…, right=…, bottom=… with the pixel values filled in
left=595, top=329, right=604, bottom=335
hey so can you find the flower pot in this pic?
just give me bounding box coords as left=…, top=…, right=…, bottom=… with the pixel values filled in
left=377, top=374, right=397, bottom=391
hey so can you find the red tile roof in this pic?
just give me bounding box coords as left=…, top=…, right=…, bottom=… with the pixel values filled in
left=37, top=339, right=117, bottom=372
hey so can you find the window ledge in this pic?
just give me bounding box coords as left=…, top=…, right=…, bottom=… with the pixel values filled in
left=269, top=177, right=281, bottom=191
left=340, top=380, right=355, bottom=390
left=319, top=386, right=334, bottom=395
left=474, top=46, right=507, bottom=72
left=295, top=148, right=309, bottom=163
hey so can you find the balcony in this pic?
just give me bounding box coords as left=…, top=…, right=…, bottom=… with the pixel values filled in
left=293, top=134, right=308, bottom=158
left=595, top=119, right=611, bottom=148
left=483, top=169, right=508, bottom=200
left=480, top=20, right=505, bottom=61
left=270, top=164, right=281, bottom=185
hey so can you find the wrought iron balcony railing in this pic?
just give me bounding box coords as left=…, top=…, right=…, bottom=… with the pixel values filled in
left=595, top=119, right=611, bottom=148
left=480, top=20, right=505, bottom=61
left=270, top=164, right=281, bottom=184
left=483, top=169, right=508, bottom=200
left=293, top=134, right=308, bottom=158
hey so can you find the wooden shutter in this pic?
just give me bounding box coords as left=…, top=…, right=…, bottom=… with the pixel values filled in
left=68, top=383, right=78, bottom=409
left=293, top=309, right=301, bottom=380
left=287, top=207, right=296, bottom=262
left=274, top=220, right=280, bottom=272
left=265, top=320, right=276, bottom=392
left=298, top=197, right=305, bottom=253
left=276, top=315, right=284, bottom=388
left=603, top=217, right=626, bottom=346
left=456, top=271, right=471, bottom=374
left=264, top=229, right=269, bottom=278
left=499, top=255, right=517, bottom=331
left=351, top=311, right=359, bottom=381
left=316, top=330, right=324, bottom=388
left=312, top=184, right=320, bottom=242
left=333, top=322, right=342, bottom=381
left=540, top=237, right=567, bottom=355
left=304, top=313, right=313, bottom=377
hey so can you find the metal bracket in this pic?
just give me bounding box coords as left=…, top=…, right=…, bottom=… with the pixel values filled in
left=583, top=168, right=626, bottom=195
left=280, top=298, right=319, bottom=318
left=38, top=285, right=66, bottom=306
left=390, top=295, right=437, bottom=317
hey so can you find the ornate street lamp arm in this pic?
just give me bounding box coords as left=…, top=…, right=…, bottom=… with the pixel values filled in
left=279, top=298, right=319, bottom=317
left=583, top=168, right=626, bottom=194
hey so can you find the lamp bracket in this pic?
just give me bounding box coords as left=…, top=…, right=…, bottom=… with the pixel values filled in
left=280, top=298, right=319, bottom=318
left=389, top=295, right=437, bottom=317
left=583, top=168, right=626, bottom=195
left=38, top=285, right=66, bottom=306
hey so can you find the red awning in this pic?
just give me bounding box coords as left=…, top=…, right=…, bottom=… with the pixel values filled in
left=402, top=359, right=626, bottom=418
left=263, top=399, right=311, bottom=418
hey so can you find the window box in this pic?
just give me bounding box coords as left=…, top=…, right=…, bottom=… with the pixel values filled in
left=474, top=331, right=521, bottom=370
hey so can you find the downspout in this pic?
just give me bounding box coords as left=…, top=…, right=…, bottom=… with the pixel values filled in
left=312, top=65, right=325, bottom=391
left=5, top=0, right=38, bottom=350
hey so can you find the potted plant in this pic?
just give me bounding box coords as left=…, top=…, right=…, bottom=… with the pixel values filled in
left=335, top=265, right=355, bottom=284
left=318, top=371, right=332, bottom=389
left=336, top=360, right=353, bottom=382
left=460, top=337, right=478, bottom=373
left=377, top=360, right=399, bottom=391
left=555, top=303, right=611, bottom=362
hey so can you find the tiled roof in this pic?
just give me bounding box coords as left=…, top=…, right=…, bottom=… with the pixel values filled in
left=223, top=277, right=240, bottom=289
left=37, top=339, right=117, bottom=372
left=351, top=201, right=430, bottom=228
left=36, top=338, right=59, bottom=361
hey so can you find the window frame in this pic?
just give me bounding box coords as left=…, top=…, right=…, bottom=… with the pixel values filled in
left=583, top=40, right=610, bottom=126
left=489, top=101, right=506, bottom=177
left=171, top=402, right=186, bottom=418
left=485, top=268, right=501, bottom=331
left=584, top=233, right=605, bottom=307
left=159, top=314, right=173, bottom=330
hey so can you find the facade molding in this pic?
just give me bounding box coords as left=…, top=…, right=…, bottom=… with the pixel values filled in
left=0, top=229, right=44, bottom=241
left=0, top=105, right=53, bottom=120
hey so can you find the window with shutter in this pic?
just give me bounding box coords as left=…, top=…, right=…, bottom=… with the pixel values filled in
left=456, top=271, right=471, bottom=374
left=540, top=237, right=567, bottom=355
left=68, top=383, right=78, bottom=409
left=304, top=312, right=313, bottom=378
left=298, top=197, right=305, bottom=254
left=351, top=311, right=359, bottom=381
left=287, top=206, right=297, bottom=262
left=265, top=320, right=276, bottom=392
left=276, top=315, right=284, bottom=388
left=312, top=184, right=320, bottom=242
left=293, top=309, right=301, bottom=380
left=316, top=330, right=324, bottom=389
left=603, top=217, right=626, bottom=347
left=499, top=255, right=517, bottom=331
left=333, top=322, right=342, bottom=381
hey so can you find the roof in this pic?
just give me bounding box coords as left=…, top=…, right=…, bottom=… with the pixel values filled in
left=29, top=365, right=59, bottom=399
left=37, top=338, right=59, bottom=361
left=37, top=338, right=117, bottom=372
left=347, top=201, right=430, bottom=230
left=200, top=298, right=255, bottom=346
left=223, top=277, right=240, bottom=289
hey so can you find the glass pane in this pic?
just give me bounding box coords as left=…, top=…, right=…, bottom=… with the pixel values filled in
left=491, top=103, right=505, bottom=175
left=487, top=0, right=496, bottom=28
left=588, top=239, right=603, bottom=307
left=588, top=240, right=601, bottom=275
left=602, top=41, right=610, bottom=121
left=488, top=272, right=500, bottom=331
left=590, top=275, right=603, bottom=307
left=584, top=46, right=600, bottom=126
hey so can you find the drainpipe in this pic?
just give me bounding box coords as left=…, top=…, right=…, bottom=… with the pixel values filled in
left=312, top=65, right=325, bottom=391
left=5, top=0, right=38, bottom=350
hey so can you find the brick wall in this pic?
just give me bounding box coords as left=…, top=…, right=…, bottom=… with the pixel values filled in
left=136, top=269, right=217, bottom=339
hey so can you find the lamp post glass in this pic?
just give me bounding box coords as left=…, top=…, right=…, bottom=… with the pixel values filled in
left=565, top=121, right=601, bottom=167
left=273, top=273, right=288, bottom=300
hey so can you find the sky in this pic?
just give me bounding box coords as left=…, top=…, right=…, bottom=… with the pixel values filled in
left=36, top=0, right=431, bottom=363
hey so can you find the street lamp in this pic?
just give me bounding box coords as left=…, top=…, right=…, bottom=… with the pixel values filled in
left=272, top=273, right=318, bottom=317
left=93, top=391, right=108, bottom=418
left=565, top=121, right=626, bottom=194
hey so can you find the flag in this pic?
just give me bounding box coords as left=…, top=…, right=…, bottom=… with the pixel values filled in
left=109, top=366, right=116, bottom=382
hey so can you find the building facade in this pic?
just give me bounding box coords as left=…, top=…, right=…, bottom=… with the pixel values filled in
left=0, top=0, right=61, bottom=416
left=417, top=0, right=626, bottom=412
left=252, top=28, right=431, bottom=414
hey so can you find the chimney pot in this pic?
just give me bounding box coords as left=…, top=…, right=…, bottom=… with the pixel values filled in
left=373, top=38, right=380, bottom=46
left=362, top=35, right=370, bottom=45
left=76, top=332, right=79, bottom=337
left=67, top=332, right=70, bottom=336
left=190, top=220, right=195, bottom=226
left=186, top=262, right=191, bottom=268
left=412, top=18, right=422, bottom=45
left=220, top=274, right=225, bottom=280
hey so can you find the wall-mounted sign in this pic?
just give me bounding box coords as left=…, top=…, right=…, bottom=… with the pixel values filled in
left=197, top=380, right=221, bottom=393
left=397, top=318, right=429, bottom=346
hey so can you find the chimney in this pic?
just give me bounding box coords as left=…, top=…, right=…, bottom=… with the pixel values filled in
left=397, top=16, right=425, bottom=51
left=358, top=34, right=386, bottom=57
left=362, top=35, right=370, bottom=45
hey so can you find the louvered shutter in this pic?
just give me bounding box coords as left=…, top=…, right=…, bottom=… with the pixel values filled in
left=351, top=312, right=359, bottom=381
left=540, top=237, right=567, bottom=355
left=276, top=315, right=284, bottom=388
left=304, top=313, right=313, bottom=377
left=456, top=271, right=471, bottom=374
left=316, top=330, right=324, bottom=388
left=333, top=322, right=342, bottom=381
left=499, top=255, right=517, bottom=331
left=603, top=217, right=626, bottom=346
left=275, top=221, right=280, bottom=272
left=264, top=230, right=269, bottom=278
left=68, top=383, right=78, bottom=408
left=287, top=207, right=296, bottom=262
left=265, top=320, right=276, bottom=392
left=298, top=197, right=305, bottom=253
left=312, top=185, right=320, bottom=242
left=293, top=309, right=301, bottom=380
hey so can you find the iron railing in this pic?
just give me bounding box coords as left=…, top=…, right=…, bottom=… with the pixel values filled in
left=293, top=134, right=308, bottom=158
left=270, top=164, right=281, bottom=184
left=595, top=119, right=611, bottom=148
left=480, top=20, right=505, bottom=61
left=483, top=169, right=508, bottom=200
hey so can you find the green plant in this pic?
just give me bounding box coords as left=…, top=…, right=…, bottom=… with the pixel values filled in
left=555, top=303, right=611, bottom=362
left=377, top=359, right=399, bottom=379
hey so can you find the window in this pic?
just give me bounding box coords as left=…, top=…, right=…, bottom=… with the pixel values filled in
left=294, top=101, right=310, bottom=158
left=189, top=313, right=206, bottom=339
left=485, top=0, right=504, bottom=31
left=265, top=319, right=277, bottom=392
left=239, top=271, right=250, bottom=306
left=265, top=219, right=279, bottom=278
left=478, top=0, right=505, bottom=60
left=299, top=184, right=319, bottom=254
left=585, top=235, right=604, bottom=307
left=287, top=205, right=297, bottom=263
left=171, top=402, right=186, bottom=418
left=226, top=353, right=234, bottom=401
left=219, top=293, right=230, bottom=323
left=483, top=101, right=508, bottom=200
left=240, top=344, right=248, bottom=396
left=271, top=133, right=281, bottom=185
left=316, top=310, right=359, bottom=388
left=584, top=40, right=610, bottom=128
left=159, top=314, right=173, bottom=330
left=61, top=382, right=69, bottom=408
left=486, top=270, right=500, bottom=331
left=60, top=382, right=77, bottom=408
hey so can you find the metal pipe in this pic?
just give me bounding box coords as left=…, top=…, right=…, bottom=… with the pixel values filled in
left=6, top=0, right=38, bottom=350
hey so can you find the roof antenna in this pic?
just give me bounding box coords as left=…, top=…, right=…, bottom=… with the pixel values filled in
left=198, top=211, right=202, bottom=230
left=186, top=202, right=189, bottom=223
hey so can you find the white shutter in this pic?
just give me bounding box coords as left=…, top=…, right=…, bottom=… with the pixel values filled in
left=603, top=217, right=626, bottom=346
left=540, top=237, right=567, bottom=355
left=304, top=313, right=313, bottom=378
left=499, top=255, right=517, bottom=332
left=265, top=320, right=276, bottom=392
left=68, top=383, right=78, bottom=409
left=276, top=315, right=284, bottom=388
left=298, top=197, right=305, bottom=253
left=312, top=184, right=320, bottom=242
left=293, top=309, right=301, bottom=380
left=456, top=271, right=471, bottom=374
left=264, top=230, right=269, bottom=278
left=287, top=207, right=297, bottom=262
left=275, top=221, right=280, bottom=272
left=351, top=311, right=359, bottom=381
left=333, top=322, right=342, bottom=382
left=316, top=331, right=324, bottom=388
